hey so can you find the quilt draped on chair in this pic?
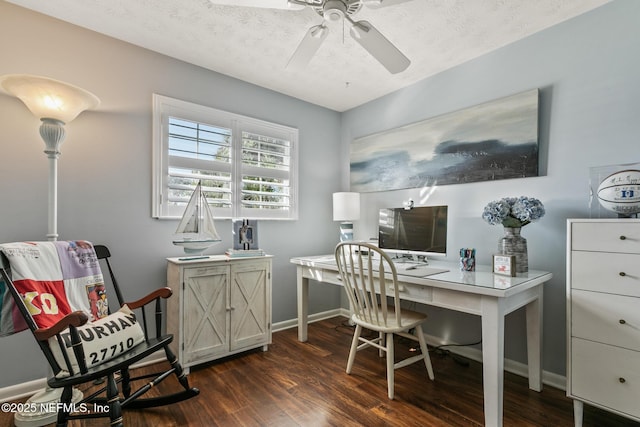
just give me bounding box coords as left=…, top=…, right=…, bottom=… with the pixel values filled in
left=0, top=240, right=108, bottom=336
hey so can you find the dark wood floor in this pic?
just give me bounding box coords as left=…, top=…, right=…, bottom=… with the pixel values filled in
left=2, top=316, right=639, bottom=426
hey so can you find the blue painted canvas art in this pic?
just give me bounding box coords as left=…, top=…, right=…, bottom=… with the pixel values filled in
left=350, top=89, right=539, bottom=192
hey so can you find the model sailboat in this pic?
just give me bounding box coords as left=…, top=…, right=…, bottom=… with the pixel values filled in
left=173, top=181, right=221, bottom=254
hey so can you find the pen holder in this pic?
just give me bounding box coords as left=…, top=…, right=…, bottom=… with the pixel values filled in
left=459, top=248, right=476, bottom=271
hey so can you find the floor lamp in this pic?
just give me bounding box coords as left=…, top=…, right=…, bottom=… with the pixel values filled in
left=0, top=74, right=100, bottom=427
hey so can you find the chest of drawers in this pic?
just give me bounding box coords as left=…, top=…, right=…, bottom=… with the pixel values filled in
left=567, top=219, right=640, bottom=426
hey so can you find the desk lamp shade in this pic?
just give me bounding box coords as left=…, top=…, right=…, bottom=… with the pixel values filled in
left=333, top=192, right=360, bottom=241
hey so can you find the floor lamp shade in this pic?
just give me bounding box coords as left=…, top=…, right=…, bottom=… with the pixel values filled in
left=333, top=192, right=360, bottom=241
left=0, top=74, right=100, bottom=124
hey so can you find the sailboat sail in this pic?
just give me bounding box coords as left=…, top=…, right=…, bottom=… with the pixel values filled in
left=173, top=181, right=221, bottom=254
left=201, top=197, right=218, bottom=239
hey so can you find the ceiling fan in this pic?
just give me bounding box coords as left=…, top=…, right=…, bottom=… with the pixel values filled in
left=208, top=0, right=412, bottom=74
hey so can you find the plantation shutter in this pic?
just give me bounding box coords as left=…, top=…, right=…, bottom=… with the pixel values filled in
left=238, top=125, right=294, bottom=219
left=166, top=117, right=233, bottom=218
left=153, top=94, right=298, bottom=220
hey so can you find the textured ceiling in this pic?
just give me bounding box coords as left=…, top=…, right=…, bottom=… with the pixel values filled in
left=6, top=0, right=610, bottom=111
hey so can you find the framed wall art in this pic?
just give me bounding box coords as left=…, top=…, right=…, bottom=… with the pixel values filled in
left=350, top=89, right=539, bottom=192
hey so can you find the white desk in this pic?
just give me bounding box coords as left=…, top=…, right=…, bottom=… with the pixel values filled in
left=290, top=255, right=552, bottom=427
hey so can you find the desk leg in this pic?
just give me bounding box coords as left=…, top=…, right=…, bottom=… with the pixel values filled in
left=525, top=288, right=543, bottom=391
left=297, top=267, right=309, bottom=342
left=481, top=298, right=505, bottom=427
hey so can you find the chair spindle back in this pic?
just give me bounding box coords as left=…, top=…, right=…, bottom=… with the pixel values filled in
left=335, top=242, right=402, bottom=328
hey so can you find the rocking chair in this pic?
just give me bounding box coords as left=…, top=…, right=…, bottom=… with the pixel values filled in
left=0, top=242, right=199, bottom=427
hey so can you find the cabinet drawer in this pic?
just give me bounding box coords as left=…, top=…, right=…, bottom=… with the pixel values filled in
left=571, top=221, right=640, bottom=254
left=185, top=265, right=229, bottom=278
left=571, top=251, right=640, bottom=296
left=571, top=289, right=640, bottom=351
left=570, top=338, right=640, bottom=420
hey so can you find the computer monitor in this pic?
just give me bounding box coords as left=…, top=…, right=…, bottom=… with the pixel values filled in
left=378, top=205, right=448, bottom=260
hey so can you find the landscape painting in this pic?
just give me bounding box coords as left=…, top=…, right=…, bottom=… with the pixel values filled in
left=350, top=89, right=539, bottom=192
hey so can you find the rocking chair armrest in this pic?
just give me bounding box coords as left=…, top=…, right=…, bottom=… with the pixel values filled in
left=33, top=311, right=89, bottom=341
left=124, top=287, right=173, bottom=310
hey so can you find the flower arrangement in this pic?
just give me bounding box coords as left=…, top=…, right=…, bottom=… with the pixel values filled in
left=482, top=196, right=545, bottom=228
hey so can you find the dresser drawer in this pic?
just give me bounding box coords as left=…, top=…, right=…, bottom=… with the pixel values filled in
left=570, top=338, right=640, bottom=420
left=571, top=289, right=640, bottom=351
left=571, top=251, right=640, bottom=296
left=571, top=221, right=640, bottom=254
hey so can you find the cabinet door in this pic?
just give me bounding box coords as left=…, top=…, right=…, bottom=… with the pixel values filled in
left=230, top=261, right=271, bottom=351
left=183, top=265, right=230, bottom=363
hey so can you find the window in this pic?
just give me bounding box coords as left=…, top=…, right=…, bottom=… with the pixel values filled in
left=152, top=95, right=298, bottom=220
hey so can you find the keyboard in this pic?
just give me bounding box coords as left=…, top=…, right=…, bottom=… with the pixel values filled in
left=393, top=263, right=448, bottom=277
left=311, top=256, right=448, bottom=277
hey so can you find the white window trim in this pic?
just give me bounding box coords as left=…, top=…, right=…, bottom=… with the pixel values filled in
left=152, top=94, right=299, bottom=220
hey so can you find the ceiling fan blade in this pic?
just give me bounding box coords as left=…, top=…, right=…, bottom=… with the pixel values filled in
left=286, top=24, right=329, bottom=70
left=349, top=20, right=410, bottom=74
left=207, top=0, right=304, bottom=10
left=361, top=0, right=413, bottom=9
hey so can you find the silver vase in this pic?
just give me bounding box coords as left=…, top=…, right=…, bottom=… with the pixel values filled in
left=499, top=227, right=528, bottom=273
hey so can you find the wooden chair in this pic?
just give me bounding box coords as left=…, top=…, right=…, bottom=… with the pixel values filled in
left=335, top=241, right=434, bottom=399
left=0, top=243, right=199, bottom=427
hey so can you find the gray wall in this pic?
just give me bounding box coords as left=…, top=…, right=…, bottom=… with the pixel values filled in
left=341, top=0, right=640, bottom=376
left=0, top=1, right=343, bottom=388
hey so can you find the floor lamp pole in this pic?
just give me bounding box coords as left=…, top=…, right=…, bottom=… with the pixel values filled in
left=14, top=119, right=83, bottom=427
left=42, top=118, right=64, bottom=242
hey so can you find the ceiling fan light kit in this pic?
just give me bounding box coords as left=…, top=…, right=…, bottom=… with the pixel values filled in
left=211, top=0, right=411, bottom=74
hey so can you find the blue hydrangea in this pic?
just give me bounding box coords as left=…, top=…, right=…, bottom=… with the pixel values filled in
left=482, top=196, right=545, bottom=228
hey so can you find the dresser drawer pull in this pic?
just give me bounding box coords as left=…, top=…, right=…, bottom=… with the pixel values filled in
left=619, top=319, right=627, bottom=325
left=619, top=272, right=627, bottom=277
left=619, top=377, right=626, bottom=384
left=620, top=235, right=627, bottom=240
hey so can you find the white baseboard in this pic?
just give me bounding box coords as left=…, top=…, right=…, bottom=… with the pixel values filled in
left=272, top=308, right=345, bottom=332
left=420, top=331, right=566, bottom=391
left=0, top=352, right=165, bottom=403
left=0, top=378, right=49, bottom=403
left=1, top=310, right=565, bottom=402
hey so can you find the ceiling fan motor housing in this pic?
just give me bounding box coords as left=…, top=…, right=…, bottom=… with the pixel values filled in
left=314, top=0, right=362, bottom=20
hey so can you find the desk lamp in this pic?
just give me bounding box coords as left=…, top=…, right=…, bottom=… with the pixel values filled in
left=333, top=192, right=360, bottom=242
left=0, top=74, right=99, bottom=426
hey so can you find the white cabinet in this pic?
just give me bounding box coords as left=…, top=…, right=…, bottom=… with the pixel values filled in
left=567, top=219, right=640, bottom=426
left=167, top=255, right=272, bottom=372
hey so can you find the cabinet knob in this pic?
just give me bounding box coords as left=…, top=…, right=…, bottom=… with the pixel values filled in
left=619, top=272, right=627, bottom=277
left=620, top=319, right=627, bottom=325
left=620, top=235, right=627, bottom=240
left=619, top=377, right=626, bottom=384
